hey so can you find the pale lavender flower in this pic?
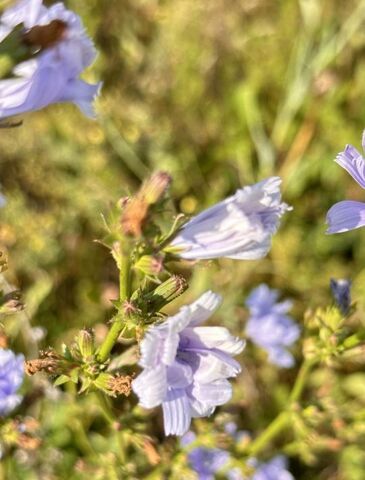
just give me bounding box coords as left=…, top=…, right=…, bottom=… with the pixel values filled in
left=0, top=0, right=101, bottom=119
left=330, top=278, right=351, bottom=315
left=188, top=447, right=230, bottom=480
left=132, top=291, right=245, bottom=436
left=326, top=132, right=365, bottom=233
left=245, top=284, right=300, bottom=368
left=0, top=348, right=24, bottom=416
left=251, top=456, right=294, bottom=480
left=170, top=177, right=290, bottom=260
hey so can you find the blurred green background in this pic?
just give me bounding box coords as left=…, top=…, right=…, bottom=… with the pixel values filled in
left=3, top=0, right=365, bottom=478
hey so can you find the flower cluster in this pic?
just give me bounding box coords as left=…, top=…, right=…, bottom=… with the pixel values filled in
left=245, top=284, right=300, bottom=368
left=0, top=348, right=24, bottom=416
left=0, top=0, right=101, bottom=119
left=171, top=177, right=290, bottom=261
left=182, top=430, right=294, bottom=480
left=132, top=291, right=245, bottom=436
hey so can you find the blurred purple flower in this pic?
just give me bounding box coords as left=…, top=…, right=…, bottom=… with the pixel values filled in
left=0, top=348, right=24, bottom=416
left=0, top=0, right=101, bottom=119
left=132, top=291, right=245, bottom=436
left=330, top=278, right=351, bottom=315
left=170, top=177, right=291, bottom=260
left=326, top=132, right=365, bottom=233
left=188, top=446, right=230, bottom=480
left=251, top=456, right=294, bottom=480
left=245, top=284, right=300, bottom=368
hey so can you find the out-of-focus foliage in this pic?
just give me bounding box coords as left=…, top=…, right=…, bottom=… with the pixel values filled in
left=2, top=0, right=365, bottom=478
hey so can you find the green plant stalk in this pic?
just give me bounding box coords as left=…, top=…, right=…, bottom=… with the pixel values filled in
left=247, top=357, right=318, bottom=457
left=97, top=252, right=131, bottom=363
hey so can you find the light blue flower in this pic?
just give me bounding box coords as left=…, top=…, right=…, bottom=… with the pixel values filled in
left=0, top=348, right=24, bottom=416
left=0, top=0, right=101, bottom=119
left=326, top=132, right=365, bottom=233
left=170, top=177, right=290, bottom=261
left=132, top=291, right=245, bottom=436
left=245, top=284, right=300, bottom=368
left=330, top=278, right=351, bottom=315
left=188, top=446, right=230, bottom=480
left=251, top=456, right=294, bottom=480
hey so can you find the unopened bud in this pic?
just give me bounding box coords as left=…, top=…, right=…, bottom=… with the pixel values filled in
left=146, top=275, right=188, bottom=311
left=140, top=171, right=172, bottom=205
left=77, top=329, right=95, bottom=359
left=135, top=255, right=164, bottom=276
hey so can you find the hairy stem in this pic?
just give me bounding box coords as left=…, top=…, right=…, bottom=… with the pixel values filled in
left=97, top=252, right=131, bottom=363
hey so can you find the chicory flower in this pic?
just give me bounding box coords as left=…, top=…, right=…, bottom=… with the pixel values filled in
left=245, top=284, right=300, bottom=368
left=0, top=0, right=101, bottom=119
left=132, top=291, right=245, bottom=436
left=170, top=177, right=290, bottom=260
left=0, top=348, right=24, bottom=416
left=326, top=132, right=365, bottom=233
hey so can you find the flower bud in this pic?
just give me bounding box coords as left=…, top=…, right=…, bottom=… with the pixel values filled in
left=145, top=275, right=188, bottom=311
left=76, top=329, right=95, bottom=359
left=140, top=171, right=172, bottom=206
left=134, top=255, right=164, bottom=276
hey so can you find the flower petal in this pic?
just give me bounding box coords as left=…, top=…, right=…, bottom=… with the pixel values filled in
left=166, top=361, right=193, bottom=389
left=326, top=200, right=365, bottom=233
left=190, top=379, right=232, bottom=414
left=335, top=145, right=365, bottom=189
left=132, top=367, right=167, bottom=409
left=181, top=326, right=245, bottom=356
left=162, top=388, right=191, bottom=436
left=183, top=291, right=222, bottom=327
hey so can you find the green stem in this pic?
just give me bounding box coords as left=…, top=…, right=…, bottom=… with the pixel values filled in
left=248, top=411, right=289, bottom=458
left=289, top=357, right=317, bottom=404
left=97, top=253, right=131, bottom=363
left=247, top=357, right=317, bottom=457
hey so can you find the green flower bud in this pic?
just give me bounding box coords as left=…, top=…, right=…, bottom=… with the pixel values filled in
left=77, top=329, right=95, bottom=359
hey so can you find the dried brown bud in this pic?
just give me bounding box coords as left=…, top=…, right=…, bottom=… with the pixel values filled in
left=25, top=349, right=62, bottom=376
left=108, top=374, right=134, bottom=396
left=121, top=171, right=172, bottom=237
left=22, top=20, right=67, bottom=50
left=121, top=196, right=149, bottom=237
